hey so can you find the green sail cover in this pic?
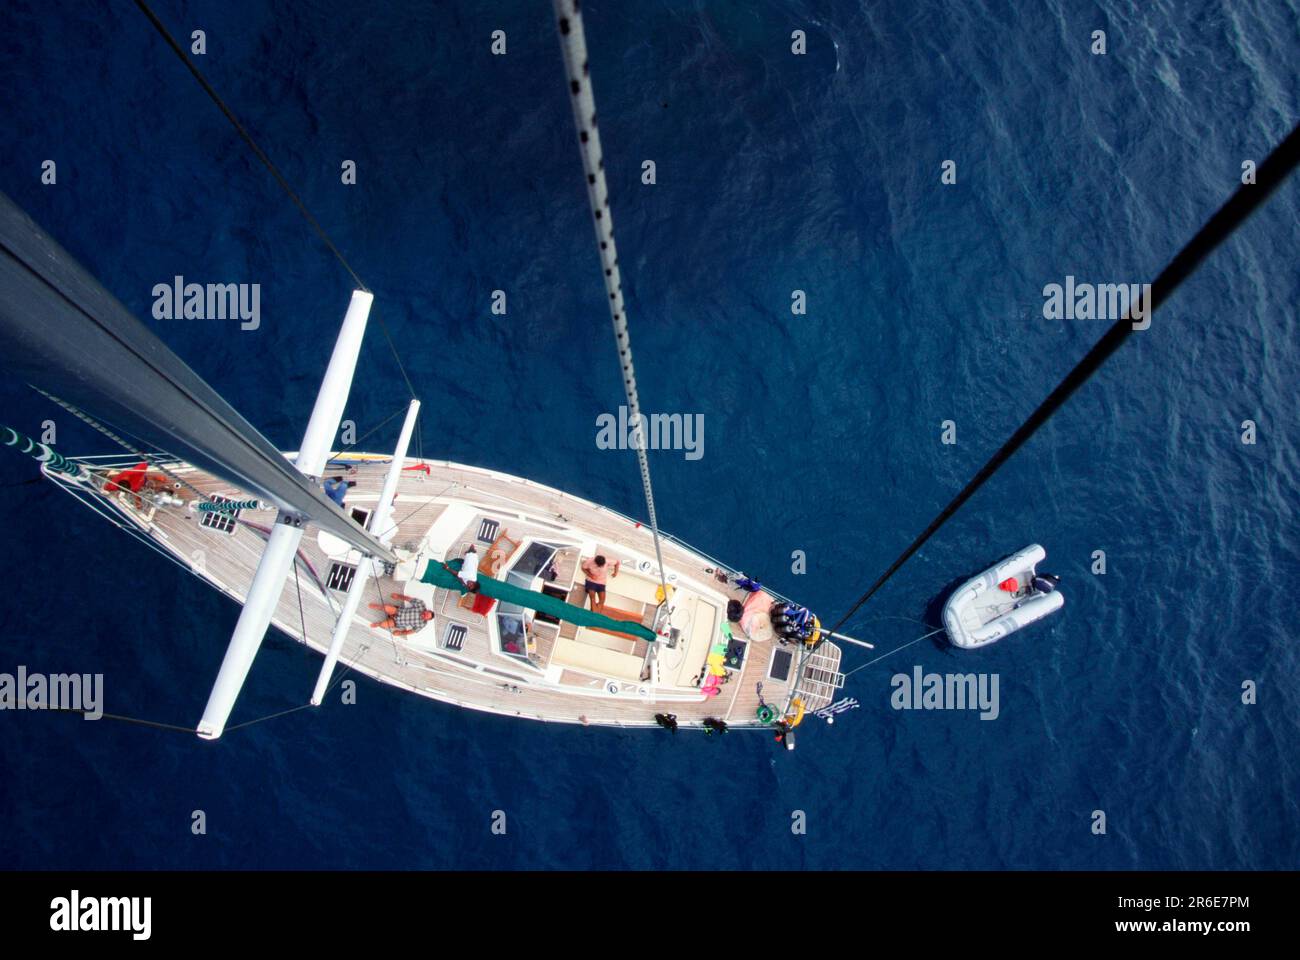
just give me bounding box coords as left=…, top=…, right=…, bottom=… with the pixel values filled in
left=421, top=559, right=657, bottom=643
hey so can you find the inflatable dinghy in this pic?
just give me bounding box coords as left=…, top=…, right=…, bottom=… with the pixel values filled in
left=943, top=544, right=1064, bottom=649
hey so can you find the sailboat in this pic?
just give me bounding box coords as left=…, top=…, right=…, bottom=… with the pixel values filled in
left=0, top=2, right=848, bottom=743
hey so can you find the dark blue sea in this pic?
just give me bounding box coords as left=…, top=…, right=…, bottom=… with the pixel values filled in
left=1, top=0, right=1297, bottom=870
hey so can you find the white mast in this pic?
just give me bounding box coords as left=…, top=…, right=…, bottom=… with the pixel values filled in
left=309, top=398, right=420, bottom=706
left=197, top=290, right=373, bottom=740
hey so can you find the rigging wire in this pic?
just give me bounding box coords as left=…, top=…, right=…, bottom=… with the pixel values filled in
left=292, top=560, right=311, bottom=646
left=367, top=555, right=409, bottom=666
left=828, top=121, right=1300, bottom=636
left=45, top=472, right=201, bottom=579
left=841, top=628, right=945, bottom=680
left=325, top=402, right=410, bottom=462
left=40, top=706, right=197, bottom=735
left=131, top=0, right=363, bottom=291
left=550, top=0, right=670, bottom=598
left=390, top=479, right=460, bottom=539
left=97, top=4, right=1300, bottom=722
left=35, top=388, right=224, bottom=508
left=25, top=393, right=401, bottom=733
left=129, top=0, right=423, bottom=411
left=36, top=641, right=365, bottom=737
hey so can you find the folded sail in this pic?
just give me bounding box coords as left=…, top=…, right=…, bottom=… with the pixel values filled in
left=0, top=191, right=394, bottom=562
left=422, top=559, right=658, bottom=642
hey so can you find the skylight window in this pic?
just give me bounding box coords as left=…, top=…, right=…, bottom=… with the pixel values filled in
left=326, top=561, right=357, bottom=593
left=199, top=496, right=240, bottom=534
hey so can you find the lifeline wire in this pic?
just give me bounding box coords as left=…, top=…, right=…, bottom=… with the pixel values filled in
left=829, top=122, right=1300, bottom=635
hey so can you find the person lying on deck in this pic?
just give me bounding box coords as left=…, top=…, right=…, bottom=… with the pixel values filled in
left=458, top=545, right=481, bottom=592
left=580, top=554, right=620, bottom=612
left=368, top=593, right=432, bottom=636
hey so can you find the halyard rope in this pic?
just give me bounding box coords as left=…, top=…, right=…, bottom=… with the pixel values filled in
left=551, top=0, right=669, bottom=599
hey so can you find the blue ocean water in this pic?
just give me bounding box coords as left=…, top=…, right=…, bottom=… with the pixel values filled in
left=1, top=0, right=1297, bottom=870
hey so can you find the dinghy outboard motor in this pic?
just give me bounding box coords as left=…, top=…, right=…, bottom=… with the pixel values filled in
left=1031, top=572, right=1061, bottom=593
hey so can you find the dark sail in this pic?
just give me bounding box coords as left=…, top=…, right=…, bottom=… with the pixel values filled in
left=0, top=190, right=395, bottom=563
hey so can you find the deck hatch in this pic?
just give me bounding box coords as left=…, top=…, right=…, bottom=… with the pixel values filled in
left=326, top=561, right=357, bottom=592
left=767, top=648, right=793, bottom=682
left=443, top=623, right=467, bottom=651
left=199, top=496, right=240, bottom=534
left=476, top=518, right=500, bottom=543
left=725, top=637, right=748, bottom=669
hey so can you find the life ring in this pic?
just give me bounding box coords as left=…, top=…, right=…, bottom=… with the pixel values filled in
left=756, top=704, right=777, bottom=725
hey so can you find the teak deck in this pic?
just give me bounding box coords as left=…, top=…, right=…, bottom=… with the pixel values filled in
left=55, top=454, right=843, bottom=731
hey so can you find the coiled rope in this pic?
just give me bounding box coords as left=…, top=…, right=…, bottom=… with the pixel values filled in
left=829, top=121, right=1300, bottom=635
left=551, top=0, right=669, bottom=598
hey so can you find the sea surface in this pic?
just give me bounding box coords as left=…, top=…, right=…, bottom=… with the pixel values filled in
left=0, top=0, right=1297, bottom=869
